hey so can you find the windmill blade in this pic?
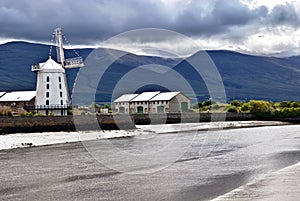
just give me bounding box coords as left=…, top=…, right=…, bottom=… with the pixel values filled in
left=64, top=56, right=84, bottom=68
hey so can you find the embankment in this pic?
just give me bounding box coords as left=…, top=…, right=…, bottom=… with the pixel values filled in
left=0, top=112, right=266, bottom=134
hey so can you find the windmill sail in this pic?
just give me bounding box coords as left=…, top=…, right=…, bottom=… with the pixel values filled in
left=55, top=27, right=84, bottom=68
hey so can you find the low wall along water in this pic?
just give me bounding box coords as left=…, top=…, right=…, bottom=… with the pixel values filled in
left=0, top=113, right=257, bottom=134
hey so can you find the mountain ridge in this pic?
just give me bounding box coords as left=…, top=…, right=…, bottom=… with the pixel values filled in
left=1, top=41, right=300, bottom=103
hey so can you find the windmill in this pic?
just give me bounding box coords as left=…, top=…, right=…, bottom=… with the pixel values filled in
left=31, top=27, right=84, bottom=115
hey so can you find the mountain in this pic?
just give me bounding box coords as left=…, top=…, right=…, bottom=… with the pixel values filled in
left=1, top=41, right=300, bottom=104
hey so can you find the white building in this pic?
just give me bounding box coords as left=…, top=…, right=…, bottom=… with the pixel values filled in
left=0, top=92, right=6, bottom=98
left=114, top=91, right=190, bottom=114
left=31, top=27, right=83, bottom=115
left=114, top=94, right=139, bottom=113
left=33, top=58, right=69, bottom=115
left=130, top=91, right=161, bottom=113
left=149, top=92, right=190, bottom=113
left=0, top=91, right=36, bottom=113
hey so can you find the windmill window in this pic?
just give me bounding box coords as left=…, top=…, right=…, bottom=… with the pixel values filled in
left=59, top=84, right=62, bottom=89
left=46, top=84, right=50, bottom=89
left=46, top=92, right=49, bottom=98
left=60, top=92, right=63, bottom=97
left=46, top=76, right=50, bottom=82
left=46, top=100, right=49, bottom=105
left=60, top=100, right=63, bottom=105
left=59, top=77, right=61, bottom=82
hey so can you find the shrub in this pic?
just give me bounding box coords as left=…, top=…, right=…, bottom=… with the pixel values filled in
left=249, top=100, right=275, bottom=117
left=278, top=107, right=300, bottom=117
left=19, top=112, right=33, bottom=116
left=34, top=113, right=44, bottom=116
left=0, top=106, right=13, bottom=116
left=6, top=111, right=13, bottom=116
left=279, top=101, right=290, bottom=108
left=202, top=100, right=215, bottom=107
left=231, top=100, right=242, bottom=107
left=227, top=106, right=238, bottom=113
left=290, top=101, right=300, bottom=108
left=241, top=102, right=251, bottom=112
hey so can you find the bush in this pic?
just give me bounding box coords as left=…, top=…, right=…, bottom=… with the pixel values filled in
left=0, top=106, right=13, bottom=116
left=241, top=102, right=251, bottom=112
left=202, top=100, right=215, bottom=107
left=19, top=112, right=33, bottom=116
left=279, top=101, right=290, bottom=108
left=34, top=113, right=44, bottom=116
left=227, top=106, right=238, bottom=113
left=289, top=101, right=300, bottom=108
left=277, top=107, right=300, bottom=117
left=231, top=100, right=242, bottom=107
left=6, top=111, right=13, bottom=116
left=249, top=100, right=275, bottom=117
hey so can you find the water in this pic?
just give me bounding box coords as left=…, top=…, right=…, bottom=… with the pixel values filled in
left=0, top=125, right=299, bottom=200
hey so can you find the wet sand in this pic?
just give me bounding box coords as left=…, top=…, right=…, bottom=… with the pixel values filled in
left=0, top=121, right=289, bottom=150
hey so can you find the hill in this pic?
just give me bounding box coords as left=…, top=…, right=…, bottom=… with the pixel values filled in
left=1, top=41, right=300, bottom=104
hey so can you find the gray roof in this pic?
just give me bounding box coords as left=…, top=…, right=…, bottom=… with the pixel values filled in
left=130, top=91, right=160, bottom=102
left=114, top=94, right=139, bottom=103
left=0, top=91, right=36, bottom=102
left=150, top=92, right=181, bottom=101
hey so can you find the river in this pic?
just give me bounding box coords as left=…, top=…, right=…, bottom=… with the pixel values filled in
left=0, top=124, right=299, bottom=200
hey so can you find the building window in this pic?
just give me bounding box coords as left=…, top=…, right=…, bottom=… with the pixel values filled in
left=61, top=100, right=63, bottom=105
left=60, top=92, right=63, bottom=98
left=46, top=76, right=50, bottom=82
left=46, top=84, right=50, bottom=89
left=46, top=100, right=49, bottom=105
left=46, top=92, right=49, bottom=98
left=58, top=76, right=61, bottom=82
left=59, top=84, right=62, bottom=90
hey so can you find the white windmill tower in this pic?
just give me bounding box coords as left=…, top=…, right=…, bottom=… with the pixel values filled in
left=31, top=27, right=84, bottom=115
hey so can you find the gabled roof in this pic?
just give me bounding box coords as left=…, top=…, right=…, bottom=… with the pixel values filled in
left=41, top=57, right=64, bottom=71
left=131, top=91, right=160, bottom=102
left=0, top=91, right=36, bottom=102
left=0, top=92, right=6, bottom=98
left=150, top=92, right=181, bottom=101
left=114, top=94, right=139, bottom=103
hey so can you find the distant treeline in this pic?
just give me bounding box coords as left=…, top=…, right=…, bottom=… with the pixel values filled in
left=192, top=100, right=300, bottom=118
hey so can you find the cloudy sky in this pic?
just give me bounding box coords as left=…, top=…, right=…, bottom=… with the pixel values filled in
left=1, top=0, right=300, bottom=57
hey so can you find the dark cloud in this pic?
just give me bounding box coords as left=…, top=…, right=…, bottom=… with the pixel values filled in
left=0, top=0, right=299, bottom=46
left=268, top=3, right=300, bottom=25
left=172, top=0, right=268, bottom=36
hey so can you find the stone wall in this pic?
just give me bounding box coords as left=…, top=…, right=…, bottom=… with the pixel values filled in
left=0, top=112, right=256, bottom=134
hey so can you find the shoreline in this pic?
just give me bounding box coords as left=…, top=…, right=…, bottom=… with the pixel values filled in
left=211, top=161, right=300, bottom=200
left=0, top=112, right=273, bottom=135
left=0, top=121, right=291, bottom=151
